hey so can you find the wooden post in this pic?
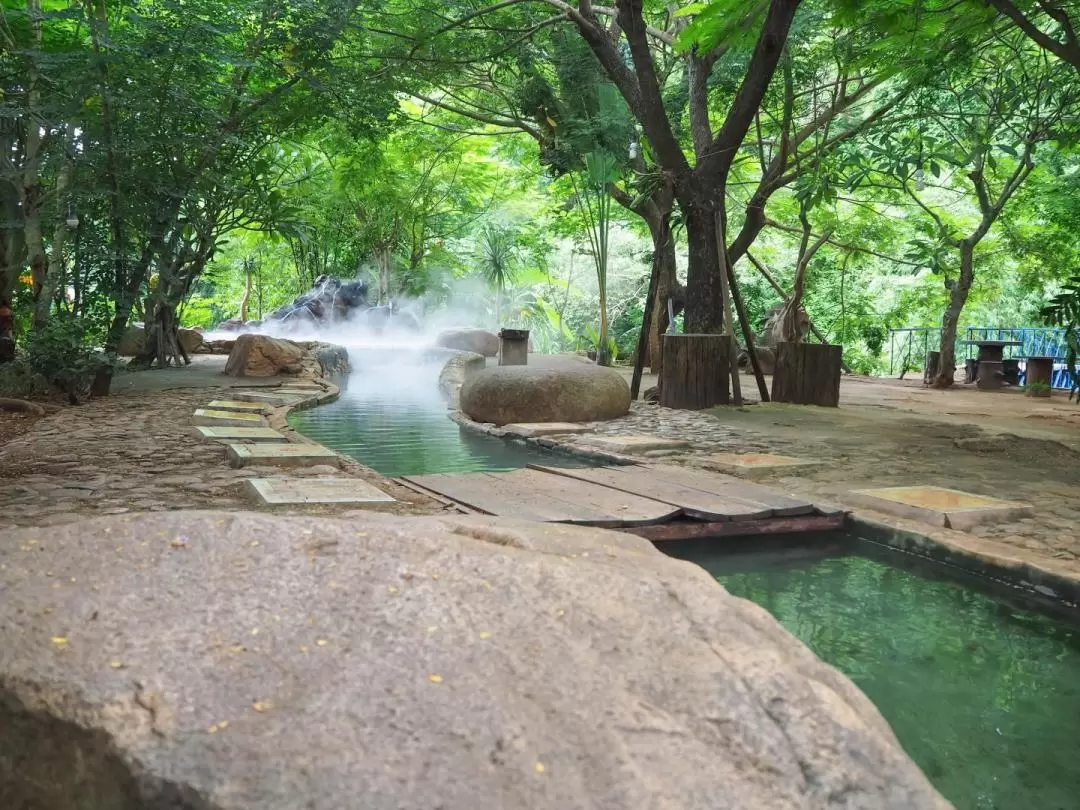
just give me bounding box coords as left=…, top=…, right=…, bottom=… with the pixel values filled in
left=771, top=342, right=842, bottom=407
left=923, top=351, right=940, bottom=385
left=498, top=329, right=529, bottom=366
left=660, top=334, right=731, bottom=410
left=1023, top=356, right=1049, bottom=390
left=630, top=257, right=660, bottom=400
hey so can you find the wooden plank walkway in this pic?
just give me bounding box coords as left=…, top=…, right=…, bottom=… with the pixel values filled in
left=400, top=468, right=681, bottom=528
left=529, top=464, right=813, bottom=521
left=400, top=463, right=846, bottom=540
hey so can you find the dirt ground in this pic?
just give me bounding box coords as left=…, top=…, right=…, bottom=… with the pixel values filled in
left=0, top=359, right=448, bottom=529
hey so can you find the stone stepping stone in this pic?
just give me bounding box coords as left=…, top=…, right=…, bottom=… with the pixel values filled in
left=231, top=391, right=308, bottom=405
left=706, top=453, right=820, bottom=474
left=503, top=422, right=593, bottom=438
left=848, top=485, right=1033, bottom=531
left=207, top=400, right=271, bottom=414
left=247, top=477, right=395, bottom=505
left=193, top=408, right=268, bottom=428
left=581, top=435, right=690, bottom=454
left=196, top=426, right=289, bottom=443
left=226, top=443, right=341, bottom=469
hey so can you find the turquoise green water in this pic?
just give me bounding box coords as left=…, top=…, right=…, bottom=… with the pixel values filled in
left=669, top=538, right=1080, bottom=810
left=287, top=352, right=584, bottom=477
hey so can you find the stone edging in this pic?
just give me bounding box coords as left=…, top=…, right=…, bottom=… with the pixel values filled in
left=849, top=513, right=1080, bottom=606
left=265, top=381, right=341, bottom=434
left=448, top=410, right=638, bottom=466
left=448, top=393, right=1080, bottom=607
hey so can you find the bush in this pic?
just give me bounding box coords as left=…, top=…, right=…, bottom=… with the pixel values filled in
left=0, top=318, right=117, bottom=402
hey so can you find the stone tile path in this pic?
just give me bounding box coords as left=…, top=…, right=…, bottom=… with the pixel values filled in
left=0, top=386, right=444, bottom=529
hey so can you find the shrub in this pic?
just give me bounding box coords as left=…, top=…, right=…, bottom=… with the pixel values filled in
left=0, top=319, right=117, bottom=403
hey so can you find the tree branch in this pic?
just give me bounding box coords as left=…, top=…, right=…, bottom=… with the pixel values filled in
left=986, top=0, right=1080, bottom=71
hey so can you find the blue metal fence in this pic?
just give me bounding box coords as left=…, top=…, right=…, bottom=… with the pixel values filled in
left=888, top=327, right=1073, bottom=389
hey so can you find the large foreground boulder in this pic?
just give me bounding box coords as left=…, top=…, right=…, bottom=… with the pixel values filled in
left=0, top=512, right=947, bottom=810
left=435, top=327, right=500, bottom=357
left=460, top=363, right=631, bottom=425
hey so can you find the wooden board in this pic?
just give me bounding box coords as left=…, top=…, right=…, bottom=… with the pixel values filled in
left=529, top=464, right=815, bottom=521
left=624, top=513, right=846, bottom=542
left=401, top=469, right=681, bottom=528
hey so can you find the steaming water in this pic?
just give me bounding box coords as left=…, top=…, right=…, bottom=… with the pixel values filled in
left=287, top=345, right=585, bottom=477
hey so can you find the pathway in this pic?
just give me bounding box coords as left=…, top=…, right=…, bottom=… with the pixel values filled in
left=0, top=359, right=446, bottom=528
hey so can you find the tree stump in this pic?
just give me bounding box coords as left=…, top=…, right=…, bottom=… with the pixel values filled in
left=771, top=342, right=842, bottom=407
left=659, top=334, right=732, bottom=410
left=498, top=329, right=529, bottom=366
left=923, top=351, right=940, bottom=385
left=1024, top=356, right=1053, bottom=397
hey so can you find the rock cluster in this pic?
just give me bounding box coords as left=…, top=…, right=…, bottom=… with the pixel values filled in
left=223, top=335, right=349, bottom=378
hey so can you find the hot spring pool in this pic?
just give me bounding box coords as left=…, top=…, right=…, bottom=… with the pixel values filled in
left=665, top=535, right=1080, bottom=810
left=287, top=354, right=583, bottom=477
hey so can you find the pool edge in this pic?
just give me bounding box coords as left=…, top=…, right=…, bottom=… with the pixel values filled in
left=848, top=514, right=1080, bottom=606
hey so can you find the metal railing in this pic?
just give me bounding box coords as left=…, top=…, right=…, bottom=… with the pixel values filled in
left=887, top=326, right=1073, bottom=388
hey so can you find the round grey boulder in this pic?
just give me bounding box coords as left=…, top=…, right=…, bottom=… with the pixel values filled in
left=435, top=328, right=500, bottom=357
left=460, top=363, right=631, bottom=425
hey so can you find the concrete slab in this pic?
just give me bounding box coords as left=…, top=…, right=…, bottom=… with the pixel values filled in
left=278, top=383, right=325, bottom=390
left=706, top=453, right=821, bottom=473
left=195, top=426, right=289, bottom=443
left=581, top=435, right=691, bottom=454
left=231, top=391, right=308, bottom=405
left=193, top=409, right=268, bottom=428
left=247, top=477, right=395, bottom=505
left=849, top=485, right=1033, bottom=531
left=503, top=422, right=593, bottom=438
left=207, top=400, right=271, bottom=414
left=226, top=443, right=341, bottom=469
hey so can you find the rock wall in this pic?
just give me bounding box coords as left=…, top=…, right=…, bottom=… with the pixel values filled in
left=0, top=512, right=949, bottom=810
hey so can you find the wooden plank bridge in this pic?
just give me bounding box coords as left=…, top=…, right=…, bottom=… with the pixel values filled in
left=398, top=463, right=846, bottom=542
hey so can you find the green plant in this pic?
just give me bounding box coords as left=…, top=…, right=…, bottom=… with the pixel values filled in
left=13, top=318, right=115, bottom=403
left=1024, top=380, right=1052, bottom=397
left=1040, top=272, right=1080, bottom=401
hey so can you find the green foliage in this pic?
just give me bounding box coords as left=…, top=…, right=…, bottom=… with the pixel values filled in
left=0, top=317, right=114, bottom=400
left=1040, top=271, right=1080, bottom=393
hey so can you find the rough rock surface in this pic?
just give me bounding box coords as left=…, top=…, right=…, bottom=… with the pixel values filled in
left=460, top=363, right=631, bottom=425
left=224, top=334, right=305, bottom=377
left=435, top=327, right=500, bottom=358
left=0, top=511, right=947, bottom=810
left=118, top=325, right=204, bottom=357
left=438, top=351, right=486, bottom=402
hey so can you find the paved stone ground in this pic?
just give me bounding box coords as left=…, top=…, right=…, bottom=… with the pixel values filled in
left=0, top=382, right=446, bottom=529
left=582, top=373, right=1080, bottom=581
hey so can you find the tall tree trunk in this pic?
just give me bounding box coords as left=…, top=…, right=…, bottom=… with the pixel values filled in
left=646, top=214, right=679, bottom=373
left=933, top=242, right=975, bottom=388
left=377, top=246, right=391, bottom=304
left=35, top=126, right=77, bottom=329
left=681, top=201, right=724, bottom=334
left=239, top=258, right=252, bottom=321
left=0, top=175, right=25, bottom=364
left=22, top=0, right=47, bottom=326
